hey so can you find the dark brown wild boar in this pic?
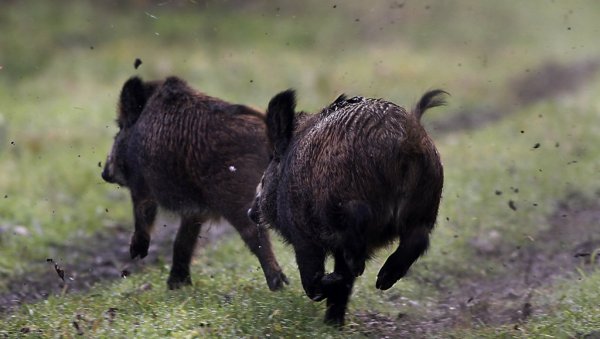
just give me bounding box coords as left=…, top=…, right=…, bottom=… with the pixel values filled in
left=102, top=76, right=287, bottom=290
left=248, top=89, right=447, bottom=325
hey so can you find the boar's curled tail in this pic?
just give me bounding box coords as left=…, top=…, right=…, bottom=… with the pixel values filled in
left=413, top=89, right=449, bottom=122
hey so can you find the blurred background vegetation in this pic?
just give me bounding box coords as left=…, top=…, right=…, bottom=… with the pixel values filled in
left=1, top=0, right=599, bottom=337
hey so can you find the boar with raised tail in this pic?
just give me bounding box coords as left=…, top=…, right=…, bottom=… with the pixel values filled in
left=102, top=76, right=287, bottom=291
left=248, top=89, right=447, bottom=325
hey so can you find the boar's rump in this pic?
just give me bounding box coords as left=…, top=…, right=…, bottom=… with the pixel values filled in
left=249, top=88, right=447, bottom=325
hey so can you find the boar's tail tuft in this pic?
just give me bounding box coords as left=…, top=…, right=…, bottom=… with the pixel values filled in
left=412, top=89, right=449, bottom=122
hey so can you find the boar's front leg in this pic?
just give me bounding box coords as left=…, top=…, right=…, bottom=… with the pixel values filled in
left=223, top=208, right=288, bottom=291
left=130, top=191, right=158, bottom=260
left=167, top=215, right=204, bottom=290
left=376, top=226, right=431, bottom=290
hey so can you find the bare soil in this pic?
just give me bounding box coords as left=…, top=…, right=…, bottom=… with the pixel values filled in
left=0, top=218, right=232, bottom=314
left=428, top=58, right=600, bottom=135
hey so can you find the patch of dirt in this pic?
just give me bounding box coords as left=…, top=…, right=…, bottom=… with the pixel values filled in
left=511, top=59, right=600, bottom=106
left=428, top=58, right=600, bottom=135
left=355, top=191, right=600, bottom=338
left=0, top=217, right=232, bottom=314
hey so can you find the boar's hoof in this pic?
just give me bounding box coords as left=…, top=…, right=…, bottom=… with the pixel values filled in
left=305, top=275, right=326, bottom=302
left=375, top=268, right=405, bottom=290
left=267, top=271, right=289, bottom=291
left=167, top=275, right=192, bottom=290
left=129, top=234, right=150, bottom=259
left=310, top=292, right=326, bottom=302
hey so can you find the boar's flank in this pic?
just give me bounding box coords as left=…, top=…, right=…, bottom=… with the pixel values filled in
left=102, top=76, right=287, bottom=291
left=249, top=89, right=447, bottom=325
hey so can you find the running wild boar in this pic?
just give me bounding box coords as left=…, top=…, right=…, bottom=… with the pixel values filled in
left=248, top=89, right=447, bottom=325
left=102, top=76, right=287, bottom=290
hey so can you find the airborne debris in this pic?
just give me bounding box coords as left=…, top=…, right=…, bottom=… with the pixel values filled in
left=144, top=12, right=158, bottom=19
left=228, top=165, right=237, bottom=172
left=47, top=259, right=65, bottom=281
left=72, top=321, right=83, bottom=335
left=508, top=200, right=517, bottom=211
left=532, top=143, right=540, bottom=149
left=134, top=58, right=142, bottom=69
left=105, top=308, right=118, bottom=322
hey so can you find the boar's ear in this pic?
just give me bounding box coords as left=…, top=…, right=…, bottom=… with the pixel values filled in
left=266, top=89, right=296, bottom=157
left=118, top=76, right=148, bottom=128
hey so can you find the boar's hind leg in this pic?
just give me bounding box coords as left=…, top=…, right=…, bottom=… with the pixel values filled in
left=130, top=195, right=158, bottom=260
left=375, top=225, right=431, bottom=290
left=224, top=209, right=288, bottom=291
left=167, top=216, right=203, bottom=290
left=322, top=251, right=356, bottom=327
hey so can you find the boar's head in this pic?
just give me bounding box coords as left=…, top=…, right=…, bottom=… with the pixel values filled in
left=248, top=90, right=296, bottom=228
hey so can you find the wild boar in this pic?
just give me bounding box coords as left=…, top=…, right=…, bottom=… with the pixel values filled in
left=248, top=89, right=447, bottom=325
left=102, top=76, right=287, bottom=291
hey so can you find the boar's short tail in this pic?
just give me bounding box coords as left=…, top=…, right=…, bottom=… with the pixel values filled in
left=412, top=89, right=449, bottom=122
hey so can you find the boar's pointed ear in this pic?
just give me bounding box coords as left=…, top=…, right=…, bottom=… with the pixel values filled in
left=266, top=89, right=296, bottom=157
left=118, top=76, right=148, bottom=128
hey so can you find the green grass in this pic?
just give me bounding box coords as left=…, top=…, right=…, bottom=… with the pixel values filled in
left=454, top=270, right=600, bottom=338
left=1, top=0, right=600, bottom=337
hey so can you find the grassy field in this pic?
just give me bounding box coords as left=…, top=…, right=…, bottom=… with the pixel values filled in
left=1, top=1, right=599, bottom=337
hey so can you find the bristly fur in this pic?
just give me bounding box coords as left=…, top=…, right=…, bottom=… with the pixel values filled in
left=103, top=76, right=287, bottom=292
left=413, top=89, right=449, bottom=122
left=333, top=93, right=348, bottom=104
left=250, top=88, right=447, bottom=326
